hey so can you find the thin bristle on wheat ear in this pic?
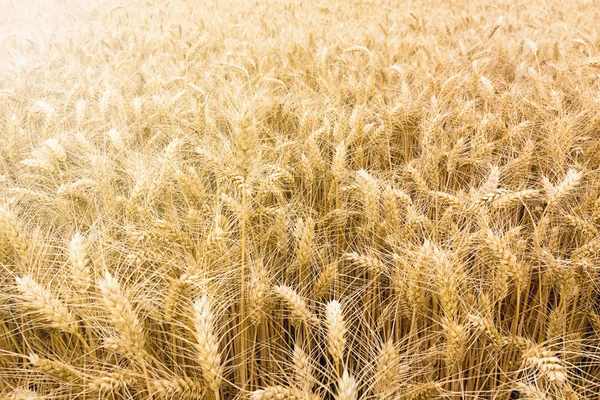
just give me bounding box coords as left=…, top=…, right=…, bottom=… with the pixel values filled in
left=193, top=294, right=223, bottom=393
left=15, top=275, right=79, bottom=334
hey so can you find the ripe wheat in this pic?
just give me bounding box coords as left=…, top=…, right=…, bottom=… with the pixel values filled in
left=1, top=0, right=600, bottom=399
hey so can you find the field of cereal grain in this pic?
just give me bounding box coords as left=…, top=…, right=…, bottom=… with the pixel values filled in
left=2, top=1, right=600, bottom=399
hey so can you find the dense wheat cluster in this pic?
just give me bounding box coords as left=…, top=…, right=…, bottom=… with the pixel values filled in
left=1, top=0, right=600, bottom=398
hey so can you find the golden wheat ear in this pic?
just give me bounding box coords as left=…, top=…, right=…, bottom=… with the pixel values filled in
left=97, top=271, right=147, bottom=358
left=251, top=386, right=303, bottom=400
left=336, top=370, right=358, bottom=400
left=88, top=369, right=139, bottom=394
left=15, top=275, right=79, bottom=334
left=373, top=339, right=408, bottom=398
left=325, top=300, right=347, bottom=370
left=97, top=271, right=155, bottom=399
left=193, top=294, right=223, bottom=395
left=151, top=376, right=205, bottom=399
left=68, top=232, right=92, bottom=292
left=273, top=284, right=318, bottom=326
left=0, top=204, right=29, bottom=259
left=28, top=353, right=82, bottom=382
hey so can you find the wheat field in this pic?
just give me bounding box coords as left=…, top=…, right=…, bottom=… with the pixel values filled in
left=1, top=0, right=600, bottom=399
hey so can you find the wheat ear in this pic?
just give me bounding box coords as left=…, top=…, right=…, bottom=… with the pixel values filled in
left=336, top=369, right=358, bottom=400
left=313, top=261, right=338, bottom=299
left=344, top=252, right=387, bottom=276
left=325, top=300, right=347, bottom=369
left=373, top=339, right=407, bottom=398
left=151, top=376, right=205, bottom=399
left=293, top=344, right=314, bottom=391
left=543, top=168, right=583, bottom=208
left=88, top=370, right=139, bottom=393
left=98, top=271, right=153, bottom=399
left=251, top=386, right=302, bottom=400
left=15, top=275, right=78, bottom=334
left=28, top=353, right=81, bottom=382
left=515, top=382, right=550, bottom=400
left=69, top=232, right=91, bottom=291
left=0, top=204, right=29, bottom=257
left=274, top=285, right=318, bottom=326
left=522, top=343, right=568, bottom=385
left=98, top=271, right=146, bottom=357
left=193, top=294, right=223, bottom=395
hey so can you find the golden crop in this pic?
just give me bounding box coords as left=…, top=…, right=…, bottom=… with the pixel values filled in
left=1, top=0, right=600, bottom=399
